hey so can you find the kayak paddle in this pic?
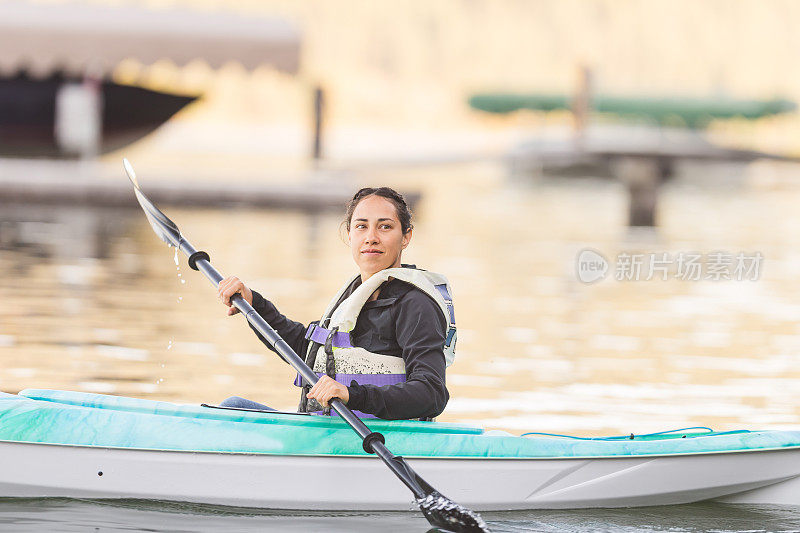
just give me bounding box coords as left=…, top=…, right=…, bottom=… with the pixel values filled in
left=123, top=159, right=489, bottom=533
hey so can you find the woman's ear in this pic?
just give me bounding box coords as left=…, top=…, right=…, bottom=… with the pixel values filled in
left=401, top=228, right=412, bottom=249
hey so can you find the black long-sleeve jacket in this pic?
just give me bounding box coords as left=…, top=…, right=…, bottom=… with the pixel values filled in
left=249, top=272, right=449, bottom=420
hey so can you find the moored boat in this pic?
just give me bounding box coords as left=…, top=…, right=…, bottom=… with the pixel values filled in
left=1, top=389, right=798, bottom=511
left=0, top=73, right=197, bottom=158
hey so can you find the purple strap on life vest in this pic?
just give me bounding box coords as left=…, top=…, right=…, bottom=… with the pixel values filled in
left=323, top=408, right=376, bottom=419
left=294, top=371, right=406, bottom=388
left=305, top=324, right=353, bottom=348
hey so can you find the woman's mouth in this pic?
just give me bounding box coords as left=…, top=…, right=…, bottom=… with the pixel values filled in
left=361, top=249, right=383, bottom=256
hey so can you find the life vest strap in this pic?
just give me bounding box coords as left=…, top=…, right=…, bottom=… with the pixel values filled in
left=305, top=323, right=352, bottom=348
left=433, top=283, right=457, bottom=350
left=307, top=285, right=456, bottom=352
left=445, top=328, right=456, bottom=347
left=434, top=283, right=456, bottom=323
left=294, top=371, right=406, bottom=389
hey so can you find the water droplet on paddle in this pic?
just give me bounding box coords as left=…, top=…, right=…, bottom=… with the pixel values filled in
left=180, top=279, right=186, bottom=284
left=166, top=341, right=173, bottom=350
left=173, top=248, right=179, bottom=266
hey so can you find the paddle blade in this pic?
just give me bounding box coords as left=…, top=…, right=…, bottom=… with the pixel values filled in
left=417, top=492, right=490, bottom=533
left=386, top=455, right=488, bottom=532
left=123, top=158, right=182, bottom=247
left=123, top=158, right=141, bottom=189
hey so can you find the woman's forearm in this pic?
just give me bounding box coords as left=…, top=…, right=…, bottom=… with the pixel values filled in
left=249, top=290, right=309, bottom=360
left=347, top=368, right=448, bottom=420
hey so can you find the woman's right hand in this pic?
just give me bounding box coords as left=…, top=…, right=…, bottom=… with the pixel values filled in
left=217, top=276, right=253, bottom=316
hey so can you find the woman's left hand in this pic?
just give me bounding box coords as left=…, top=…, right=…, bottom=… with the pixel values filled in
left=307, top=376, right=349, bottom=407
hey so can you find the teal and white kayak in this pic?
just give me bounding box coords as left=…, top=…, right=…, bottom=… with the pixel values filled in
left=0, top=389, right=798, bottom=511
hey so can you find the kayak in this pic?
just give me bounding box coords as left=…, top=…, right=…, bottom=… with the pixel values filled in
left=0, top=389, right=798, bottom=511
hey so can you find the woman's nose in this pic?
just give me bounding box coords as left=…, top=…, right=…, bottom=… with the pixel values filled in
left=364, top=228, right=379, bottom=243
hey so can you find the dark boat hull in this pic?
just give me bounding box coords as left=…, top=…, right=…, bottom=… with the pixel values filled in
left=0, top=73, right=197, bottom=157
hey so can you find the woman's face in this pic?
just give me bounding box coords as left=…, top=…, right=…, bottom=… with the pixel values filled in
left=348, top=195, right=411, bottom=281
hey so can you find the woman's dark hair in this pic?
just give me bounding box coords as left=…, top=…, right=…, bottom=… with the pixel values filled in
left=344, top=187, right=413, bottom=234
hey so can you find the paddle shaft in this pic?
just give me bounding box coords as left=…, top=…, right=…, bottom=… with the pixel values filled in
left=175, top=238, right=428, bottom=499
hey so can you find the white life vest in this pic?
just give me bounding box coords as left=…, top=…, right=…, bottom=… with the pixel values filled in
left=301, top=267, right=456, bottom=384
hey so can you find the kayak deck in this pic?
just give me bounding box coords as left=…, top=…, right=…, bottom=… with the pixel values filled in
left=1, top=389, right=799, bottom=459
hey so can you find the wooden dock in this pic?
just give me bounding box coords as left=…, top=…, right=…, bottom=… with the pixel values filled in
left=0, top=159, right=421, bottom=211
left=0, top=158, right=422, bottom=258
left=506, top=127, right=800, bottom=226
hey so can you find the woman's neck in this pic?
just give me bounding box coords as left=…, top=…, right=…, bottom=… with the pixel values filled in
left=360, top=260, right=403, bottom=284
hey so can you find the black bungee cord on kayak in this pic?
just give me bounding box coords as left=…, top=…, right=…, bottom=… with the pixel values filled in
left=123, top=159, right=489, bottom=533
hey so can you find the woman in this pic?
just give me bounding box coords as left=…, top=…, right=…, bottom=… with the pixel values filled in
left=216, top=187, right=456, bottom=420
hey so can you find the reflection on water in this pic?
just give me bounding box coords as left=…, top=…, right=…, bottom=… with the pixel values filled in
left=0, top=202, right=134, bottom=259
left=1, top=162, right=799, bottom=437
left=0, top=499, right=797, bottom=532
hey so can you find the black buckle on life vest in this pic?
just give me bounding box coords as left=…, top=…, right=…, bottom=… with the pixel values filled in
left=324, top=326, right=339, bottom=356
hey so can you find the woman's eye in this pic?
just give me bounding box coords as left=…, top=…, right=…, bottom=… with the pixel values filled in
left=380, top=224, right=392, bottom=230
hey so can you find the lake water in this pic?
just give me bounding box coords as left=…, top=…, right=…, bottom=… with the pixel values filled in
left=0, top=499, right=798, bottom=532
left=1, top=160, right=799, bottom=530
